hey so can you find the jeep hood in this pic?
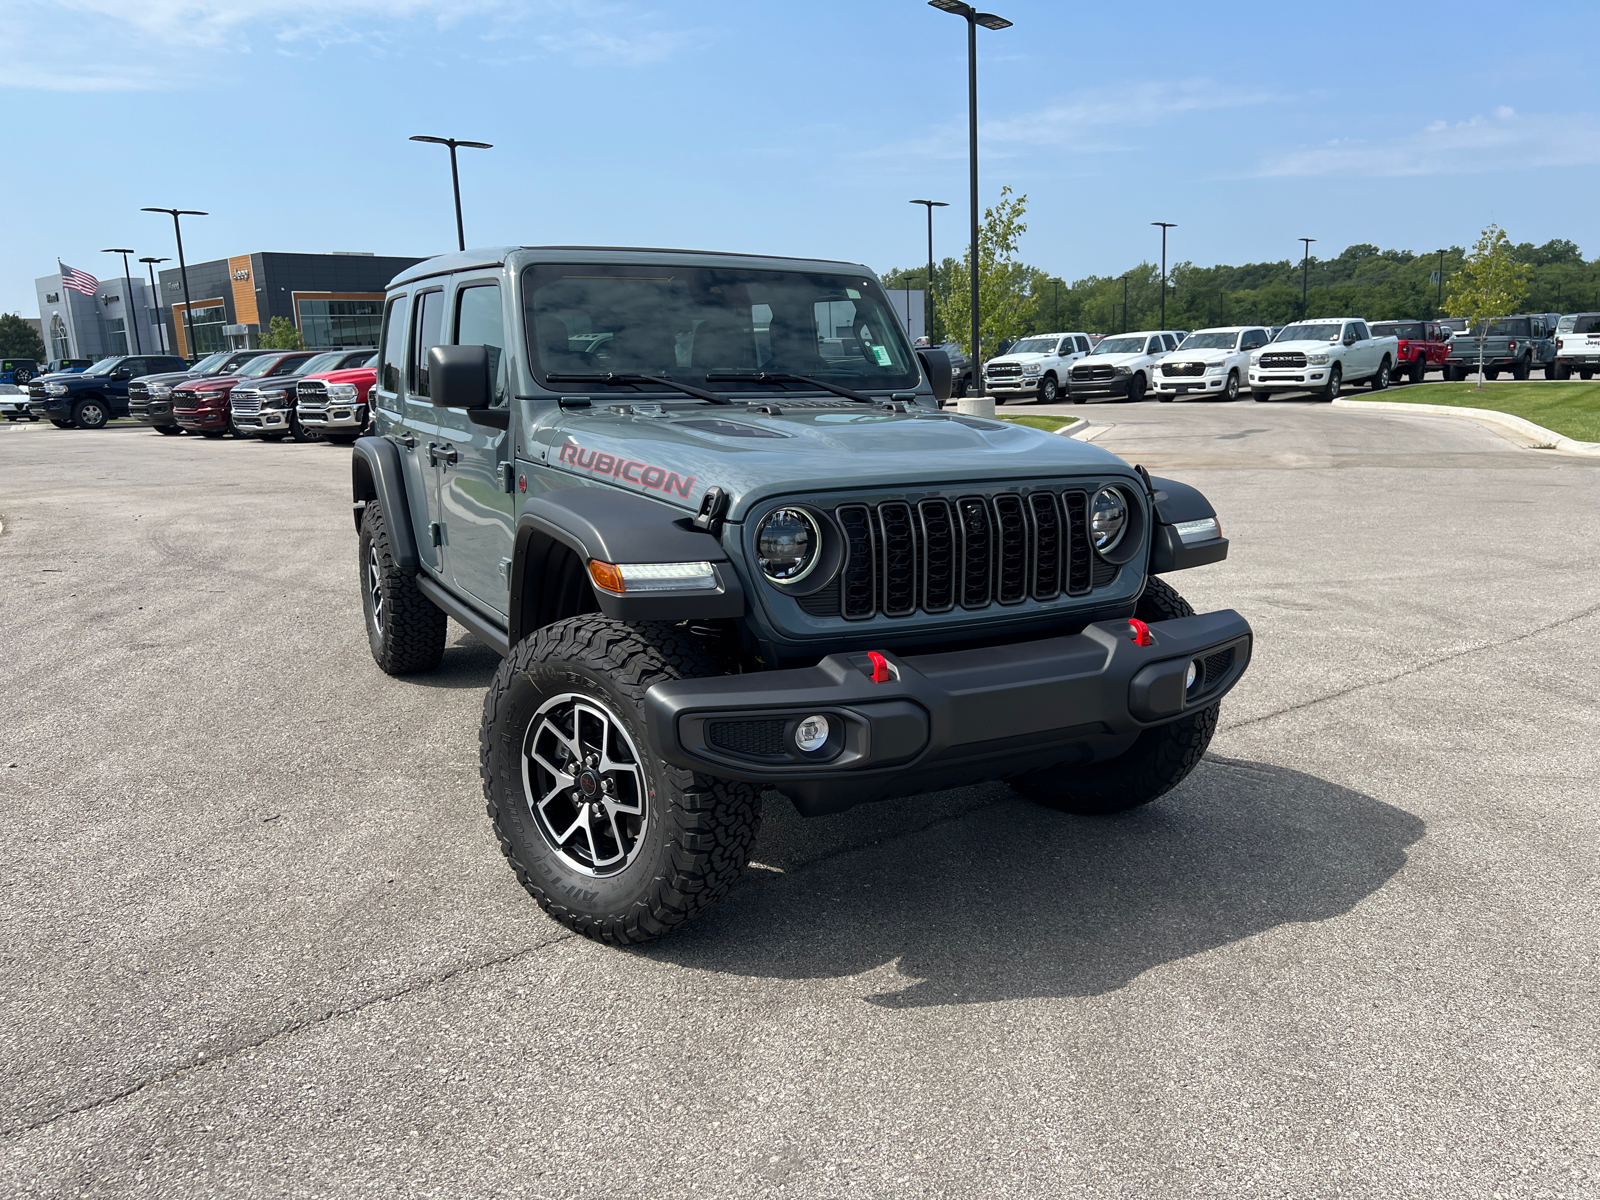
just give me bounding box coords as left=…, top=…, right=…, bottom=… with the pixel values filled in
left=540, top=404, right=1132, bottom=518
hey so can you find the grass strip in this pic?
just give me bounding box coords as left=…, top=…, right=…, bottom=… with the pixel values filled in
left=996, top=414, right=1082, bottom=433
left=1373, top=381, right=1600, bottom=443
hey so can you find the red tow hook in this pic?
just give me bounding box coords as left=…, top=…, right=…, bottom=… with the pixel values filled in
left=1127, top=618, right=1154, bottom=647
left=866, top=651, right=892, bottom=683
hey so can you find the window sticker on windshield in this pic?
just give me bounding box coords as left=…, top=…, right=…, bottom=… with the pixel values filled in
left=871, top=345, right=891, bottom=366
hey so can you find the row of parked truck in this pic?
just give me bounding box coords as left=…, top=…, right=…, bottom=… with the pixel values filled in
left=7, top=348, right=379, bottom=439
left=971, top=311, right=1597, bottom=404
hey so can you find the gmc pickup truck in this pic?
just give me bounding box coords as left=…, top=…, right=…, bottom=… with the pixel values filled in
left=1444, top=315, right=1555, bottom=381
left=1249, top=319, right=1399, bottom=401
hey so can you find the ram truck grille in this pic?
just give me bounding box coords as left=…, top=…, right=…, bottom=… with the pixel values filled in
left=230, top=391, right=261, bottom=415
left=806, top=487, right=1116, bottom=621
left=1162, top=361, right=1206, bottom=377
left=986, top=363, right=1022, bottom=379
left=28, top=383, right=46, bottom=401
left=1259, top=353, right=1307, bottom=369
left=1071, top=364, right=1115, bottom=382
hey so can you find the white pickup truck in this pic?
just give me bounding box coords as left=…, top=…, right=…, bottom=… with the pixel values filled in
left=1248, top=318, right=1399, bottom=401
left=1154, top=326, right=1273, bottom=402
left=981, top=331, right=1093, bottom=404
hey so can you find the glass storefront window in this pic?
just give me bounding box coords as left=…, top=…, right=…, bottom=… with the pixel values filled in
left=184, top=304, right=227, bottom=355
left=107, top=317, right=127, bottom=355
left=296, top=298, right=382, bottom=348
left=50, top=314, right=69, bottom=360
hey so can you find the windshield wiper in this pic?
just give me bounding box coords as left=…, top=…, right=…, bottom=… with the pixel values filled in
left=544, top=372, right=732, bottom=405
left=703, top=370, right=874, bottom=404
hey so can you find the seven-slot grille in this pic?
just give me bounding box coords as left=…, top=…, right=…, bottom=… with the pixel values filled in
left=1258, top=352, right=1306, bottom=369
left=1071, top=363, right=1116, bottom=381
left=1161, top=361, right=1206, bottom=377
left=814, top=488, right=1109, bottom=621
left=230, top=389, right=262, bottom=414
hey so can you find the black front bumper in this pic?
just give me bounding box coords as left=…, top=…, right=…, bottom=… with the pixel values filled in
left=644, top=610, right=1252, bottom=815
left=1069, top=376, right=1131, bottom=399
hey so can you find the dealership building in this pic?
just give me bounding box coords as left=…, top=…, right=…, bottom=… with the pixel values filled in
left=35, top=251, right=423, bottom=361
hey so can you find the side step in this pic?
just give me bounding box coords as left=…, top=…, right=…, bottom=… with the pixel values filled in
left=414, top=575, right=512, bottom=657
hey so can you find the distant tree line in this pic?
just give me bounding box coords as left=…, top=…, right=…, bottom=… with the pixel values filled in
left=883, top=218, right=1596, bottom=350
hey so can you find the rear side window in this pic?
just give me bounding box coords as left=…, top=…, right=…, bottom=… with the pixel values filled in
left=1573, top=315, right=1600, bottom=335
left=455, top=283, right=507, bottom=406
left=1076, top=336, right=1090, bottom=353
left=410, top=290, right=445, bottom=397
left=379, top=295, right=409, bottom=392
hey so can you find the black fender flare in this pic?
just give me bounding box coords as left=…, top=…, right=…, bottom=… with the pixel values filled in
left=352, top=436, right=419, bottom=574
left=1147, top=476, right=1229, bottom=574
left=509, top=486, right=744, bottom=645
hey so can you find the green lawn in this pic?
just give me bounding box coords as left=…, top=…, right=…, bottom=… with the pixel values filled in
left=996, top=414, right=1082, bottom=433
left=1371, top=381, right=1600, bottom=443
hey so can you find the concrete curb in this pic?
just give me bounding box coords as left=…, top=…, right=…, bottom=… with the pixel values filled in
left=1331, top=397, right=1600, bottom=457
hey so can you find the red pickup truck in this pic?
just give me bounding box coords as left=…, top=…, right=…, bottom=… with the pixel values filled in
left=1369, top=320, right=1451, bottom=385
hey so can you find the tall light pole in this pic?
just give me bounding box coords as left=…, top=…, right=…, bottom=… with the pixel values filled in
left=909, top=199, right=948, bottom=343
left=142, top=208, right=207, bottom=361
left=929, top=1, right=1011, bottom=397
left=410, top=135, right=493, bottom=252
left=1436, top=248, right=1446, bottom=313
left=1121, top=273, right=1130, bottom=334
left=139, top=257, right=170, bottom=353
left=1152, top=222, right=1176, bottom=330
left=1299, top=237, right=1316, bottom=319
left=101, top=248, right=141, bottom=354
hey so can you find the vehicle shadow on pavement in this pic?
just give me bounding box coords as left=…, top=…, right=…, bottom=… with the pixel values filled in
left=404, top=632, right=502, bottom=689
left=642, top=755, right=1424, bottom=1008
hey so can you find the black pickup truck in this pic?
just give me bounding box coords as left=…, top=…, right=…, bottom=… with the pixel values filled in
left=28, top=353, right=189, bottom=429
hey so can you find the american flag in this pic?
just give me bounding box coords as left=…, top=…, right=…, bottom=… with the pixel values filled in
left=60, top=263, right=100, bottom=296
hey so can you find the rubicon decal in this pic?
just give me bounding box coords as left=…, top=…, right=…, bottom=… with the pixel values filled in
left=557, top=442, right=696, bottom=498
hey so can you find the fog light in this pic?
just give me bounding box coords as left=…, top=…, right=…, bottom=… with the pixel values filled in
left=794, top=714, right=830, bottom=753
left=1186, top=660, right=1200, bottom=691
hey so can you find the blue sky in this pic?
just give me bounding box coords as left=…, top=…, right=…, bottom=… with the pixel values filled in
left=4, top=0, right=1599, bottom=318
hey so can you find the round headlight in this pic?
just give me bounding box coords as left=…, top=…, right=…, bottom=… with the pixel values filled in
left=1090, top=487, right=1128, bottom=554
left=756, top=508, right=821, bottom=583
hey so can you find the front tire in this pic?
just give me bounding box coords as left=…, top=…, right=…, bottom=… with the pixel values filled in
left=1512, top=356, right=1530, bottom=381
left=359, top=500, right=446, bottom=674
left=481, top=616, right=763, bottom=944
left=155, top=423, right=184, bottom=436
left=50, top=419, right=74, bottom=429
left=1410, top=356, right=1427, bottom=385
left=72, top=398, right=109, bottom=430
left=1222, top=370, right=1240, bottom=401
left=1127, top=372, right=1147, bottom=403
left=1036, top=373, right=1059, bottom=404
left=1320, top=363, right=1342, bottom=401
left=1008, top=578, right=1215, bottom=815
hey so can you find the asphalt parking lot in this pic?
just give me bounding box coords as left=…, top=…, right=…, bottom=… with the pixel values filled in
left=3, top=403, right=1597, bottom=1199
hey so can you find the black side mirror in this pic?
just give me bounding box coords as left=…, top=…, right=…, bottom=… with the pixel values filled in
left=113, top=369, right=131, bottom=380
left=1343, top=334, right=1357, bottom=346
left=917, top=347, right=953, bottom=401
left=428, top=344, right=490, bottom=408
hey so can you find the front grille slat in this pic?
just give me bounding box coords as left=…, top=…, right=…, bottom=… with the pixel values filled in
left=992, top=494, right=1028, bottom=605
left=1027, top=492, right=1062, bottom=600
left=876, top=502, right=918, bottom=617
left=917, top=499, right=956, bottom=613
left=1063, top=490, right=1092, bottom=595
left=836, top=505, right=876, bottom=621
left=956, top=497, right=993, bottom=609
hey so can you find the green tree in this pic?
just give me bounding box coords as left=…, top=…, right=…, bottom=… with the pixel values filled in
left=1446, top=224, right=1530, bottom=388
left=936, top=186, right=1039, bottom=359
left=0, top=312, right=47, bottom=360
left=260, top=316, right=304, bottom=350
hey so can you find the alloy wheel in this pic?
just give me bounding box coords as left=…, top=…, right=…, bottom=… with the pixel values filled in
left=522, top=694, right=647, bottom=876
left=366, top=544, right=384, bottom=634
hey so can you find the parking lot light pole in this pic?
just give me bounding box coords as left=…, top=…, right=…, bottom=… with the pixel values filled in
left=1152, top=223, right=1176, bottom=330
left=139, top=257, right=170, bottom=353
left=1436, top=248, right=1446, bottom=312
left=142, top=208, right=206, bottom=362
left=410, top=135, right=493, bottom=252
left=101, top=248, right=141, bottom=354
left=909, top=199, right=948, bottom=343
left=929, top=1, right=1011, bottom=398
left=1121, top=273, right=1130, bottom=333
left=1299, top=237, right=1316, bottom=319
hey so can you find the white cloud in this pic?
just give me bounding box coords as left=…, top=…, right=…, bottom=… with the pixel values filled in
left=1254, top=107, right=1600, bottom=177
left=0, top=0, right=693, bottom=90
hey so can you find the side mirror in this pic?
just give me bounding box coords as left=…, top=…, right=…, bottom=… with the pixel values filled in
left=1343, top=334, right=1357, bottom=346
left=428, top=344, right=491, bottom=408
left=917, top=347, right=953, bottom=402
left=113, top=369, right=131, bottom=380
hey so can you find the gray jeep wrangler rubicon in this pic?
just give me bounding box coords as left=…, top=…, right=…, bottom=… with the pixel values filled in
left=352, top=247, right=1251, bottom=944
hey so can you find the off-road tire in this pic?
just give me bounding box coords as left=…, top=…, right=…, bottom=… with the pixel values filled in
left=1320, top=363, right=1342, bottom=401
left=72, top=398, right=109, bottom=430
left=1485, top=368, right=1500, bottom=381
left=155, top=423, right=184, bottom=436
left=1008, top=577, right=1214, bottom=815
left=1410, top=357, right=1427, bottom=385
left=481, top=615, right=762, bottom=944
left=1036, top=373, right=1059, bottom=404
left=359, top=500, right=446, bottom=674
left=1512, top=356, right=1531, bottom=382
left=1582, top=370, right=1594, bottom=381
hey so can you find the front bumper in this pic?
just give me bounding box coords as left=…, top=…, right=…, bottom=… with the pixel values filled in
left=297, top=401, right=367, bottom=430
left=1069, top=376, right=1133, bottom=398
left=984, top=375, right=1044, bottom=395
left=1249, top=368, right=1328, bottom=391
left=130, top=401, right=176, bottom=425
left=230, top=407, right=290, bottom=434
left=644, top=609, right=1252, bottom=815
left=175, top=408, right=228, bottom=430
left=1155, top=372, right=1228, bottom=395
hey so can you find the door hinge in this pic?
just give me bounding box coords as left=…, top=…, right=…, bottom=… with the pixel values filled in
left=498, top=557, right=513, bottom=581
left=500, top=461, right=515, bottom=494
left=428, top=521, right=442, bottom=547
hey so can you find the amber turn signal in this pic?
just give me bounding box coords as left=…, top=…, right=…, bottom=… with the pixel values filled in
left=588, top=560, right=625, bottom=595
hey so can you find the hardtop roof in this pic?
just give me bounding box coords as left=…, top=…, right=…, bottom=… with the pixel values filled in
left=387, top=245, right=869, bottom=290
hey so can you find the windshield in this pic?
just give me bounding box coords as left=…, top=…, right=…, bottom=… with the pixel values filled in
left=188, top=352, right=229, bottom=374
left=1089, top=336, right=1146, bottom=355
left=1277, top=323, right=1342, bottom=343
left=1371, top=322, right=1425, bottom=340
left=295, top=353, right=346, bottom=376
left=237, top=354, right=288, bottom=378
left=1179, top=332, right=1239, bottom=351
left=83, top=357, right=126, bottom=377
left=522, top=264, right=920, bottom=393
left=1008, top=337, right=1059, bottom=355
left=1471, top=319, right=1531, bottom=337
